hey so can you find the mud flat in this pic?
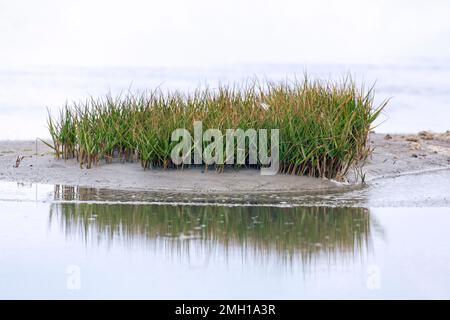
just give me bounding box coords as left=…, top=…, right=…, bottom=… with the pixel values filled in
left=1, top=132, right=449, bottom=194
left=362, top=131, right=450, bottom=181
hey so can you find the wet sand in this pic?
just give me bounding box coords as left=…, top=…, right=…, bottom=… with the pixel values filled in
left=1, top=132, right=449, bottom=194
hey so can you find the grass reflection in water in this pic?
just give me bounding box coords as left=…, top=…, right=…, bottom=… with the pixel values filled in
left=49, top=201, right=372, bottom=267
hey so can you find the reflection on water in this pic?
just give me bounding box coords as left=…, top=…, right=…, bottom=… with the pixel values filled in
left=2, top=181, right=450, bottom=298
left=49, top=202, right=372, bottom=267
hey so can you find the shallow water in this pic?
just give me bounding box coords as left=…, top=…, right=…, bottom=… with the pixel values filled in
left=1, top=180, right=450, bottom=299
left=2, top=169, right=449, bottom=207
left=1, top=62, right=450, bottom=139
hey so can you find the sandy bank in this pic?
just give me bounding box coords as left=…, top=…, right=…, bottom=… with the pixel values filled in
left=1, top=132, right=449, bottom=194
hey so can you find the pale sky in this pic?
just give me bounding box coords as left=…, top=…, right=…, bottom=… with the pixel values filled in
left=1, top=0, right=450, bottom=67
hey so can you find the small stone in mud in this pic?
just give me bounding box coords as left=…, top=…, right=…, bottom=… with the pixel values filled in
left=405, top=135, right=420, bottom=142
left=411, top=153, right=418, bottom=158
left=384, top=134, right=393, bottom=140
left=409, top=142, right=422, bottom=150
left=418, top=131, right=434, bottom=140
left=435, top=131, right=450, bottom=142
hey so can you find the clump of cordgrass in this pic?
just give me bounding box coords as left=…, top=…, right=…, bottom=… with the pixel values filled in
left=46, top=76, right=387, bottom=180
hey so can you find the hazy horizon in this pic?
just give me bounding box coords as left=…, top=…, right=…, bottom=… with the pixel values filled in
left=1, top=0, right=450, bottom=68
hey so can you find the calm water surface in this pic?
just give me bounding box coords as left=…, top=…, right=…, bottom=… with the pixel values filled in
left=0, top=181, right=450, bottom=299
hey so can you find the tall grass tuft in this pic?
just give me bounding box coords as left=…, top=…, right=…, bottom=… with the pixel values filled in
left=46, top=76, right=387, bottom=180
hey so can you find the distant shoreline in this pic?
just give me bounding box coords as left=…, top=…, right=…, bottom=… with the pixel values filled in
left=0, top=132, right=449, bottom=194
